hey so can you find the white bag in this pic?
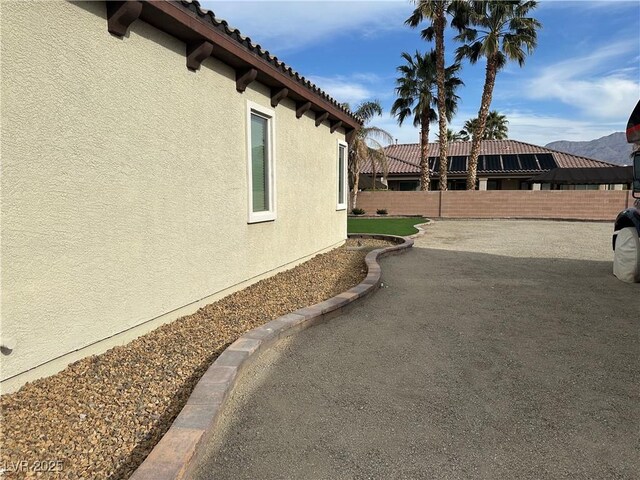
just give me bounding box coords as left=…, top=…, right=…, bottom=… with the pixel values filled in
left=613, top=226, right=640, bottom=283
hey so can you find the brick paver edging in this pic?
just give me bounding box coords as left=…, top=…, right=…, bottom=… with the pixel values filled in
left=129, top=234, right=413, bottom=480
left=408, top=220, right=432, bottom=239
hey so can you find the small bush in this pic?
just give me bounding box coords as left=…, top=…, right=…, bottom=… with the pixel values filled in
left=351, top=208, right=366, bottom=215
left=376, top=209, right=388, bottom=215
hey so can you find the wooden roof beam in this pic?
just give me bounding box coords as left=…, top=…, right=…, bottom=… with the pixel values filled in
left=236, top=68, right=257, bottom=93
left=330, top=120, right=343, bottom=134
left=270, top=88, right=289, bottom=108
left=315, top=111, right=329, bottom=127
left=296, top=101, right=312, bottom=119
left=107, top=1, right=143, bottom=37
left=186, top=41, right=214, bottom=71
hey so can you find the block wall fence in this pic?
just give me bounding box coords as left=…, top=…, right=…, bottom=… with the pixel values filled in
left=356, top=190, right=636, bottom=221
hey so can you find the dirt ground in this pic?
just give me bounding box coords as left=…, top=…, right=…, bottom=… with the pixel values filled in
left=418, top=218, right=615, bottom=260
left=193, top=220, right=639, bottom=480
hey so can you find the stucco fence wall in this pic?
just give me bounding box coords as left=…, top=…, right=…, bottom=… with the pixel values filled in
left=356, top=190, right=635, bottom=221
left=1, top=2, right=347, bottom=392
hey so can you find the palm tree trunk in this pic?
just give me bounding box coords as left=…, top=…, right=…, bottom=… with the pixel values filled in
left=420, top=116, right=430, bottom=191
left=351, top=173, right=359, bottom=210
left=349, top=149, right=360, bottom=210
left=435, top=5, right=448, bottom=191
left=371, top=156, right=377, bottom=191
left=466, top=56, right=498, bottom=190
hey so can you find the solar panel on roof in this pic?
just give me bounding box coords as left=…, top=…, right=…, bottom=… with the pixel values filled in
left=430, top=157, right=439, bottom=172
left=502, top=154, right=520, bottom=170
left=450, top=156, right=466, bottom=172
left=519, top=154, right=539, bottom=170
left=536, top=153, right=556, bottom=170
left=484, top=155, right=501, bottom=171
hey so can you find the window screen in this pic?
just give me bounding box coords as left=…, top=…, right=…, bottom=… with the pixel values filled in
left=338, top=143, right=346, bottom=208
left=251, top=113, right=269, bottom=212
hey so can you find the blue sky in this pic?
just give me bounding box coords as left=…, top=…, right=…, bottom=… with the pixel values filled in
left=203, top=0, right=640, bottom=146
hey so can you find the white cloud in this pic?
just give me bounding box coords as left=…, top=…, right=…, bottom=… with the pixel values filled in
left=486, top=110, right=623, bottom=145
left=538, top=0, right=640, bottom=12
left=306, top=76, right=372, bottom=105
left=201, top=1, right=412, bottom=54
left=374, top=115, right=419, bottom=145
left=371, top=110, right=627, bottom=148
left=307, top=73, right=390, bottom=106
left=534, top=76, right=637, bottom=119
left=525, top=41, right=640, bottom=119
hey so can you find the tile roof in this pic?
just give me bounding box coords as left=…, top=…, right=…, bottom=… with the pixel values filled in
left=362, top=154, right=420, bottom=174
left=178, top=1, right=361, bottom=124
left=362, top=139, right=617, bottom=175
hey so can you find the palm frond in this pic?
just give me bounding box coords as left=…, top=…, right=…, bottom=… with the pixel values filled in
left=354, top=101, right=383, bottom=123
left=421, top=26, right=436, bottom=41
left=363, top=126, right=395, bottom=146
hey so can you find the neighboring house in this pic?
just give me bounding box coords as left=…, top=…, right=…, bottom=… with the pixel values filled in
left=0, top=1, right=360, bottom=393
left=361, top=140, right=626, bottom=191
left=530, top=167, right=633, bottom=189
left=357, top=174, right=387, bottom=190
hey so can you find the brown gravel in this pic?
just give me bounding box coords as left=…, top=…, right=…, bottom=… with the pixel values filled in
left=0, top=242, right=384, bottom=479
left=343, top=238, right=395, bottom=248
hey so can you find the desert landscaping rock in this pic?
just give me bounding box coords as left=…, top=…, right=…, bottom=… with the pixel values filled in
left=343, top=238, right=395, bottom=249
left=0, top=240, right=387, bottom=480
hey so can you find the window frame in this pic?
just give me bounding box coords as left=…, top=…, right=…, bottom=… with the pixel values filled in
left=336, top=140, right=348, bottom=210
left=246, top=101, right=276, bottom=224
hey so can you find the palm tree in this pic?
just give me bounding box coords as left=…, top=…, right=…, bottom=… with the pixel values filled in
left=391, top=50, right=463, bottom=190
left=454, top=0, right=541, bottom=189
left=439, top=128, right=466, bottom=142
left=346, top=101, right=394, bottom=209
left=459, top=118, right=476, bottom=141
left=460, top=111, right=509, bottom=140
left=483, top=110, right=509, bottom=139
left=406, top=0, right=469, bottom=190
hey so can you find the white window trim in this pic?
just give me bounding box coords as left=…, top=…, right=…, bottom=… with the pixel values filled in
left=246, top=101, right=276, bottom=224
left=337, top=140, right=348, bottom=210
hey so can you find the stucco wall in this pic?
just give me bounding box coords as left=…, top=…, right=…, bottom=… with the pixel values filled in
left=1, top=1, right=347, bottom=390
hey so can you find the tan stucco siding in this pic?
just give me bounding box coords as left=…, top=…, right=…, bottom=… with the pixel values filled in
left=0, top=1, right=346, bottom=388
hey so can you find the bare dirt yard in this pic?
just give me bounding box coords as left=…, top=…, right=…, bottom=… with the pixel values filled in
left=193, top=220, right=639, bottom=480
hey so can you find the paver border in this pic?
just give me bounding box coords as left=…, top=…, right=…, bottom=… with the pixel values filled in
left=408, top=220, right=432, bottom=238
left=129, top=234, right=413, bottom=480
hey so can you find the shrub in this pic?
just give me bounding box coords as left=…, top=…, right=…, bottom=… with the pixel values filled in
left=376, top=209, right=388, bottom=215
left=351, top=208, right=365, bottom=215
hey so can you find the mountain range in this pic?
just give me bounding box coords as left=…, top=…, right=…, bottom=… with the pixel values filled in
left=545, top=132, right=633, bottom=166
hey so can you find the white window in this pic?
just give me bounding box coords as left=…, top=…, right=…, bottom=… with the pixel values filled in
left=337, top=140, right=348, bottom=210
left=247, top=101, right=276, bottom=223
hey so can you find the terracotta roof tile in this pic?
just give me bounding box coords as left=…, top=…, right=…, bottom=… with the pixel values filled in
left=362, top=139, right=616, bottom=175
left=361, top=154, right=419, bottom=174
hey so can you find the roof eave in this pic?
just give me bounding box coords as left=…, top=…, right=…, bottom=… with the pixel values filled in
left=107, top=1, right=362, bottom=132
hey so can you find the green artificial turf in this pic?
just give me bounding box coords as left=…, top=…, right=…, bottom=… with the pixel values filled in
left=347, top=217, right=427, bottom=236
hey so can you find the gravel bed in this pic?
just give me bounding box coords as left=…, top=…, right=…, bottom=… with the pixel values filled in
left=343, top=238, right=395, bottom=248
left=0, top=243, right=379, bottom=479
